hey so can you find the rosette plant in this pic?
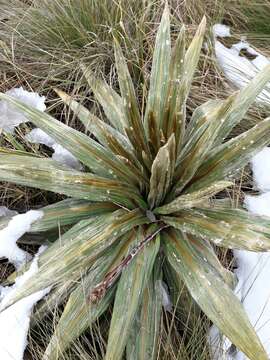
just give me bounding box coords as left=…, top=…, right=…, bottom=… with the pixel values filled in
left=1, top=5, right=270, bottom=360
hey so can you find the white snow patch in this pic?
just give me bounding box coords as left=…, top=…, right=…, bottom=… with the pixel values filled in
left=26, top=128, right=82, bottom=170
left=0, top=87, right=82, bottom=170
left=244, top=192, right=270, bottom=217
left=209, top=325, right=233, bottom=360
left=0, top=210, right=43, bottom=269
left=0, top=87, right=46, bottom=133
left=213, top=23, right=231, bottom=38
left=25, top=128, right=55, bottom=148
left=250, top=147, right=270, bottom=192
left=159, top=280, right=172, bottom=312
left=0, top=206, right=17, bottom=218
left=213, top=25, right=270, bottom=105
left=0, top=246, right=51, bottom=360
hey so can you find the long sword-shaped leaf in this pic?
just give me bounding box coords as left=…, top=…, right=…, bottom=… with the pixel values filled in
left=81, top=64, right=128, bottom=134
left=185, top=99, right=223, bottom=138
left=163, top=207, right=270, bottom=251
left=54, top=88, right=147, bottom=185
left=0, top=154, right=144, bottom=208
left=174, top=16, right=206, bottom=152
left=105, top=227, right=160, bottom=360
left=114, top=40, right=150, bottom=161
left=179, top=99, right=227, bottom=165
left=0, top=210, right=148, bottom=310
left=44, top=235, right=134, bottom=360
left=55, top=89, right=133, bottom=150
left=186, top=234, right=236, bottom=288
left=185, top=64, right=270, bottom=151
left=155, top=181, right=232, bottom=214
left=164, top=26, right=185, bottom=142
left=0, top=93, right=139, bottom=185
left=31, top=199, right=117, bottom=232
left=189, top=116, right=270, bottom=192
left=144, top=5, right=171, bottom=141
left=216, top=63, right=270, bottom=143
left=164, top=228, right=268, bottom=360
left=32, top=280, right=75, bottom=327
left=172, top=93, right=236, bottom=195
left=126, top=258, right=163, bottom=360
left=148, top=134, right=175, bottom=209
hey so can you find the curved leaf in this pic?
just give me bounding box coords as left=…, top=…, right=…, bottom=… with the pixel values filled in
left=126, top=258, right=163, bottom=360
left=0, top=154, right=145, bottom=208
left=114, top=40, right=150, bottom=160
left=105, top=227, right=160, bottom=360
left=190, top=116, right=270, bottom=192
left=162, top=207, right=270, bottom=251
left=31, top=198, right=117, bottom=232
left=55, top=89, right=148, bottom=186
left=0, top=209, right=149, bottom=310
left=81, top=65, right=128, bottom=134
left=164, top=228, right=268, bottom=360
left=148, top=134, right=175, bottom=208
left=0, top=93, right=140, bottom=185
left=144, top=4, right=171, bottom=146
left=155, top=181, right=232, bottom=214
left=43, top=234, right=134, bottom=359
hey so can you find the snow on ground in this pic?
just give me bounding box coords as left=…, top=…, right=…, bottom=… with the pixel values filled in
left=0, top=210, right=43, bottom=269
left=159, top=280, right=172, bottom=312
left=0, top=246, right=51, bottom=360
left=213, top=24, right=270, bottom=105
left=26, top=128, right=82, bottom=170
left=210, top=146, right=270, bottom=359
left=250, top=147, right=270, bottom=192
left=0, top=206, right=17, bottom=218
left=212, top=24, right=231, bottom=38
left=0, top=87, right=82, bottom=170
left=0, top=87, right=46, bottom=133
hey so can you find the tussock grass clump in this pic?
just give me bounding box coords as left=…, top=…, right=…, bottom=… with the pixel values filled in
left=2, top=5, right=270, bottom=360
left=0, top=0, right=254, bottom=88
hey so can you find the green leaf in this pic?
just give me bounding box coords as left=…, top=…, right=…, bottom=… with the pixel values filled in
left=81, top=64, right=128, bottom=134
left=181, top=99, right=226, bottom=162
left=164, top=228, right=268, bottom=360
left=174, top=16, right=206, bottom=152
left=155, top=181, right=232, bottom=214
left=55, top=89, right=147, bottom=187
left=0, top=93, right=140, bottom=185
left=144, top=5, right=171, bottom=143
left=32, top=280, right=75, bottom=327
left=114, top=40, right=150, bottom=161
left=189, top=116, right=270, bottom=192
left=185, top=99, right=223, bottom=138
left=164, top=26, right=185, bottom=142
left=54, top=88, right=134, bottom=154
left=173, top=93, right=236, bottom=194
left=182, top=16, right=206, bottom=104
left=163, top=258, right=200, bottom=321
left=105, top=227, right=160, bottom=360
left=0, top=154, right=144, bottom=209
left=31, top=198, right=117, bottom=232
left=216, top=63, right=270, bottom=143
left=0, top=209, right=149, bottom=310
left=162, top=207, right=270, bottom=251
left=126, top=258, right=163, bottom=360
left=44, top=236, right=134, bottom=359
left=0, top=146, right=41, bottom=157
left=148, top=134, right=175, bottom=209
left=186, top=233, right=236, bottom=289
